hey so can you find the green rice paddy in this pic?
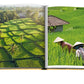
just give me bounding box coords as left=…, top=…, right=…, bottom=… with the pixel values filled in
left=48, top=7, right=84, bottom=66
left=0, top=18, right=45, bottom=68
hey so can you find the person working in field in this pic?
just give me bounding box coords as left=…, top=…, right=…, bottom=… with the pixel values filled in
left=73, top=42, right=84, bottom=60
left=54, top=37, right=73, bottom=53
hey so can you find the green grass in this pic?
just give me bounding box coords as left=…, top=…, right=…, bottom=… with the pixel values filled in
left=0, top=29, right=7, bottom=32
left=24, top=30, right=41, bottom=34
left=48, top=7, right=84, bottom=31
left=4, top=45, right=31, bottom=59
left=24, top=35, right=39, bottom=41
left=4, top=38, right=15, bottom=45
left=48, top=7, right=84, bottom=66
left=16, top=59, right=42, bottom=68
left=23, top=43, right=44, bottom=55
left=37, top=42, right=45, bottom=48
left=8, top=25, right=19, bottom=31
left=0, top=39, right=6, bottom=46
left=13, top=36, right=32, bottom=43
left=12, top=31, right=25, bottom=35
left=0, top=48, right=10, bottom=61
left=1, top=33, right=9, bottom=38
left=33, top=33, right=45, bottom=40
left=0, top=25, right=8, bottom=28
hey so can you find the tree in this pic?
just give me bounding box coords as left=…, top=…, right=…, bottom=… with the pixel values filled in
left=31, top=11, right=39, bottom=22
left=26, top=10, right=33, bottom=18
left=0, top=10, right=19, bottom=23
left=38, top=16, right=44, bottom=26
left=20, top=35, right=24, bottom=45
left=9, top=44, right=18, bottom=54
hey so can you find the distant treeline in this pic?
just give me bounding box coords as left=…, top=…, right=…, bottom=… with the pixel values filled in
left=26, top=10, right=44, bottom=26
left=0, top=6, right=44, bottom=26
left=0, top=10, right=19, bottom=23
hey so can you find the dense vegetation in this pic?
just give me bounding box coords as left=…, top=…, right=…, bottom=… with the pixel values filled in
left=0, top=6, right=44, bottom=25
left=0, top=10, right=19, bottom=23
left=48, top=7, right=84, bottom=66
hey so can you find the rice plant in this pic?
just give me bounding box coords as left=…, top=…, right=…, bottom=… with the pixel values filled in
left=48, top=7, right=84, bottom=66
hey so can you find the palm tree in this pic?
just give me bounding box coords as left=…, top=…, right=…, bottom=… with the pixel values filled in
left=8, top=44, right=18, bottom=54
left=20, top=34, right=24, bottom=45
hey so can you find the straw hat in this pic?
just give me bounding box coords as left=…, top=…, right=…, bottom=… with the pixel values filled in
left=54, top=37, right=64, bottom=43
left=73, top=42, right=84, bottom=48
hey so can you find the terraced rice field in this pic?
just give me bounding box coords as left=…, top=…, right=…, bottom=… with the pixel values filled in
left=0, top=18, right=45, bottom=68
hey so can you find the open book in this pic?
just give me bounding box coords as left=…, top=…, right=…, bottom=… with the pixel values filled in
left=0, top=5, right=84, bottom=69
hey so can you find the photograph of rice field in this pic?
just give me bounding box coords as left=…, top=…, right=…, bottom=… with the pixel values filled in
left=48, top=7, right=84, bottom=66
left=0, top=5, right=45, bottom=68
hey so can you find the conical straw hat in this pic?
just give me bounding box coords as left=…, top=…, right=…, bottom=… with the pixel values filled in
left=73, top=42, right=84, bottom=48
left=54, top=37, right=64, bottom=43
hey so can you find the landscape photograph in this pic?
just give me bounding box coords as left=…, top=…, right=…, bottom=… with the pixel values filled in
left=0, top=4, right=45, bottom=68
left=48, top=7, right=84, bottom=67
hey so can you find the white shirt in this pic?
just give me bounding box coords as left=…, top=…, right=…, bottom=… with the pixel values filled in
left=76, top=47, right=84, bottom=60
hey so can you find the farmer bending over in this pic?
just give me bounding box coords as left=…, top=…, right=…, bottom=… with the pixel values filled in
left=73, top=42, right=84, bottom=60
left=54, top=37, right=72, bottom=53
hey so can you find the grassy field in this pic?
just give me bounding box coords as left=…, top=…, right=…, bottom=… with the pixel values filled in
left=48, top=7, right=84, bottom=66
left=0, top=18, right=45, bottom=68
